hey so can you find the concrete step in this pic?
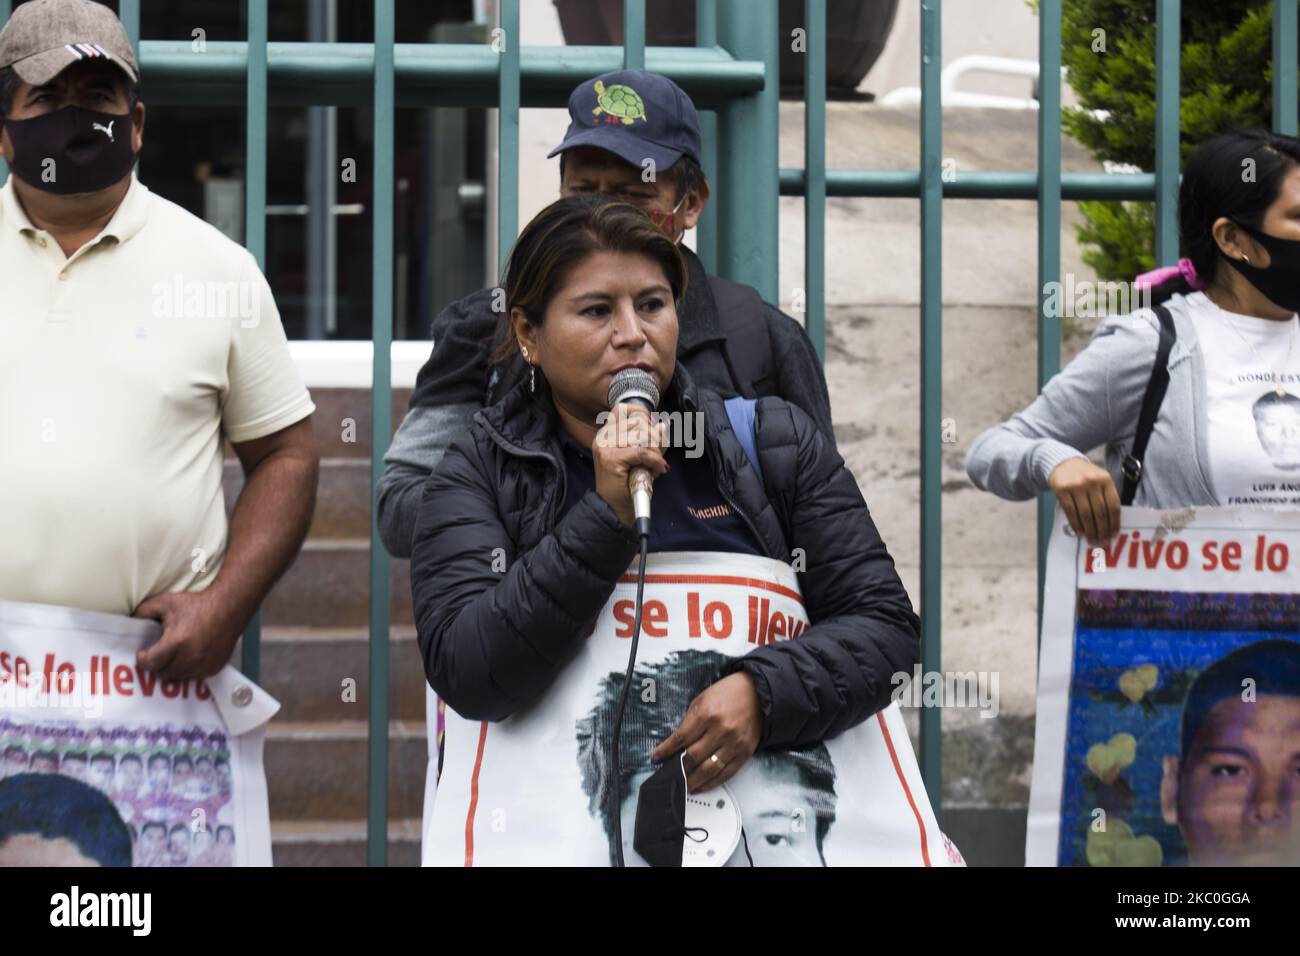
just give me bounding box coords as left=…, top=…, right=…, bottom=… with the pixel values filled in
left=271, top=818, right=423, bottom=867
left=265, top=720, right=428, bottom=822
left=221, top=386, right=420, bottom=543
left=223, top=387, right=414, bottom=462
left=254, top=627, right=427, bottom=722
left=303, top=386, right=415, bottom=460
left=259, top=540, right=414, bottom=629
left=225, top=457, right=375, bottom=540
left=222, top=385, right=434, bottom=861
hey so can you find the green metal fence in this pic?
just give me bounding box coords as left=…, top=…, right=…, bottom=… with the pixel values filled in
left=2, top=0, right=1297, bottom=865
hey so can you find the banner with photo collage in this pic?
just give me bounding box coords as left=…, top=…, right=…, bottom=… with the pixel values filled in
left=0, top=600, right=278, bottom=867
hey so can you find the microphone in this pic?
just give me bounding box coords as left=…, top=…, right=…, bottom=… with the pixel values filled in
left=607, top=368, right=661, bottom=539
left=606, top=368, right=662, bottom=867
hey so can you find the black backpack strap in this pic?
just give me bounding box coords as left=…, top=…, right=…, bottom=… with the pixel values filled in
left=707, top=274, right=773, bottom=399
left=1120, top=304, right=1176, bottom=506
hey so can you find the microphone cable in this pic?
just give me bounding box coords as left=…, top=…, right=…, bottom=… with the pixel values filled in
left=608, top=532, right=755, bottom=869
left=603, top=371, right=660, bottom=867
left=611, top=533, right=649, bottom=868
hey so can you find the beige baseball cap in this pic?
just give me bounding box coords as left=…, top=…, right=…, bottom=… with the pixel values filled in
left=0, top=0, right=139, bottom=87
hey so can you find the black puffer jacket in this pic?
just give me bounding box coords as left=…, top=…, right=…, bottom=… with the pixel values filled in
left=409, top=366, right=920, bottom=750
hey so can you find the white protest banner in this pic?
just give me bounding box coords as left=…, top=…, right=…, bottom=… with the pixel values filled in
left=1028, top=506, right=1300, bottom=867
left=0, top=600, right=278, bottom=867
left=424, top=551, right=962, bottom=867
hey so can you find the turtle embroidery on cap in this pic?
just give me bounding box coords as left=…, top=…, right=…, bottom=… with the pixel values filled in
left=591, top=79, right=647, bottom=125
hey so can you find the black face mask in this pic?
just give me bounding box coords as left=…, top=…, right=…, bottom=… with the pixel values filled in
left=1233, top=221, right=1300, bottom=314
left=2, top=105, right=135, bottom=196
left=632, top=756, right=688, bottom=867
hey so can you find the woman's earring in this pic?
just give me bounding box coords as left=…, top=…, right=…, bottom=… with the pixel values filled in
left=521, top=345, right=535, bottom=394
left=1242, top=254, right=1251, bottom=263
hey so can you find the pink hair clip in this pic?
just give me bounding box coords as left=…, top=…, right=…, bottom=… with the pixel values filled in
left=1134, top=257, right=1205, bottom=291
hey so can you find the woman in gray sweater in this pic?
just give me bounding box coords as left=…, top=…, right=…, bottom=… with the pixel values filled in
left=967, top=129, right=1300, bottom=546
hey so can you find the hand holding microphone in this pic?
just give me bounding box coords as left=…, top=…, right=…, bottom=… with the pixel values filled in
left=595, top=369, right=668, bottom=535
left=600, top=370, right=668, bottom=866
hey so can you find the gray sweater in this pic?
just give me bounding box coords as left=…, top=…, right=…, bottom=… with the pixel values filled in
left=965, top=292, right=1219, bottom=508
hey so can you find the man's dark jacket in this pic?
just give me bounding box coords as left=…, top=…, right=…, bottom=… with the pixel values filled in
left=378, top=245, right=834, bottom=558
left=409, top=365, right=919, bottom=750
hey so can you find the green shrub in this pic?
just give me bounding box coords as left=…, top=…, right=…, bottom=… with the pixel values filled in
left=1044, top=0, right=1287, bottom=279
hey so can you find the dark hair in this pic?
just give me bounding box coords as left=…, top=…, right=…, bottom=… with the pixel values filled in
left=147, top=753, right=170, bottom=769
left=0, top=773, right=132, bottom=866
left=1179, top=638, right=1300, bottom=761
left=0, top=64, right=140, bottom=116
left=575, top=649, right=838, bottom=865
left=0, top=67, right=19, bottom=116
left=141, top=822, right=166, bottom=836
left=488, top=192, right=688, bottom=369
left=1150, top=129, right=1300, bottom=306
left=118, top=753, right=142, bottom=767
left=559, top=151, right=707, bottom=204
left=671, top=156, right=706, bottom=203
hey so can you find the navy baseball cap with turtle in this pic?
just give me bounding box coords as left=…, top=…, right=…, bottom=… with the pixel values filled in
left=547, top=70, right=703, bottom=172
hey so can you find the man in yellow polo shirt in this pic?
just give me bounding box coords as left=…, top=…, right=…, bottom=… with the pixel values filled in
left=0, top=0, right=318, bottom=680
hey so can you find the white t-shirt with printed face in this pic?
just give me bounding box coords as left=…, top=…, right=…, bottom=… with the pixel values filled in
left=0, top=176, right=315, bottom=615
left=1185, top=292, right=1300, bottom=506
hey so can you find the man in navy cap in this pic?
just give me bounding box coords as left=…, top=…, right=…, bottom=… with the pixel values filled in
left=377, top=69, right=833, bottom=559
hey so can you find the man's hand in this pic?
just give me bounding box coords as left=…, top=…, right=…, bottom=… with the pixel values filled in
left=132, top=590, right=241, bottom=681
left=650, top=671, right=763, bottom=793
left=129, top=419, right=316, bottom=682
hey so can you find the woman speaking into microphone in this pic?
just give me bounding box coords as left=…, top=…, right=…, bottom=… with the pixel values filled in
left=410, top=194, right=940, bottom=867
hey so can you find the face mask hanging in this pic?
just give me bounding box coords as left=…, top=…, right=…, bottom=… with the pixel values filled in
left=633, top=752, right=743, bottom=866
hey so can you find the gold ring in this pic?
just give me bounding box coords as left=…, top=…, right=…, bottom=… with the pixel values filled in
left=710, top=753, right=726, bottom=771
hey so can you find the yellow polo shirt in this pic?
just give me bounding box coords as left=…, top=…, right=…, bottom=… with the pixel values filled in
left=0, top=174, right=315, bottom=615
